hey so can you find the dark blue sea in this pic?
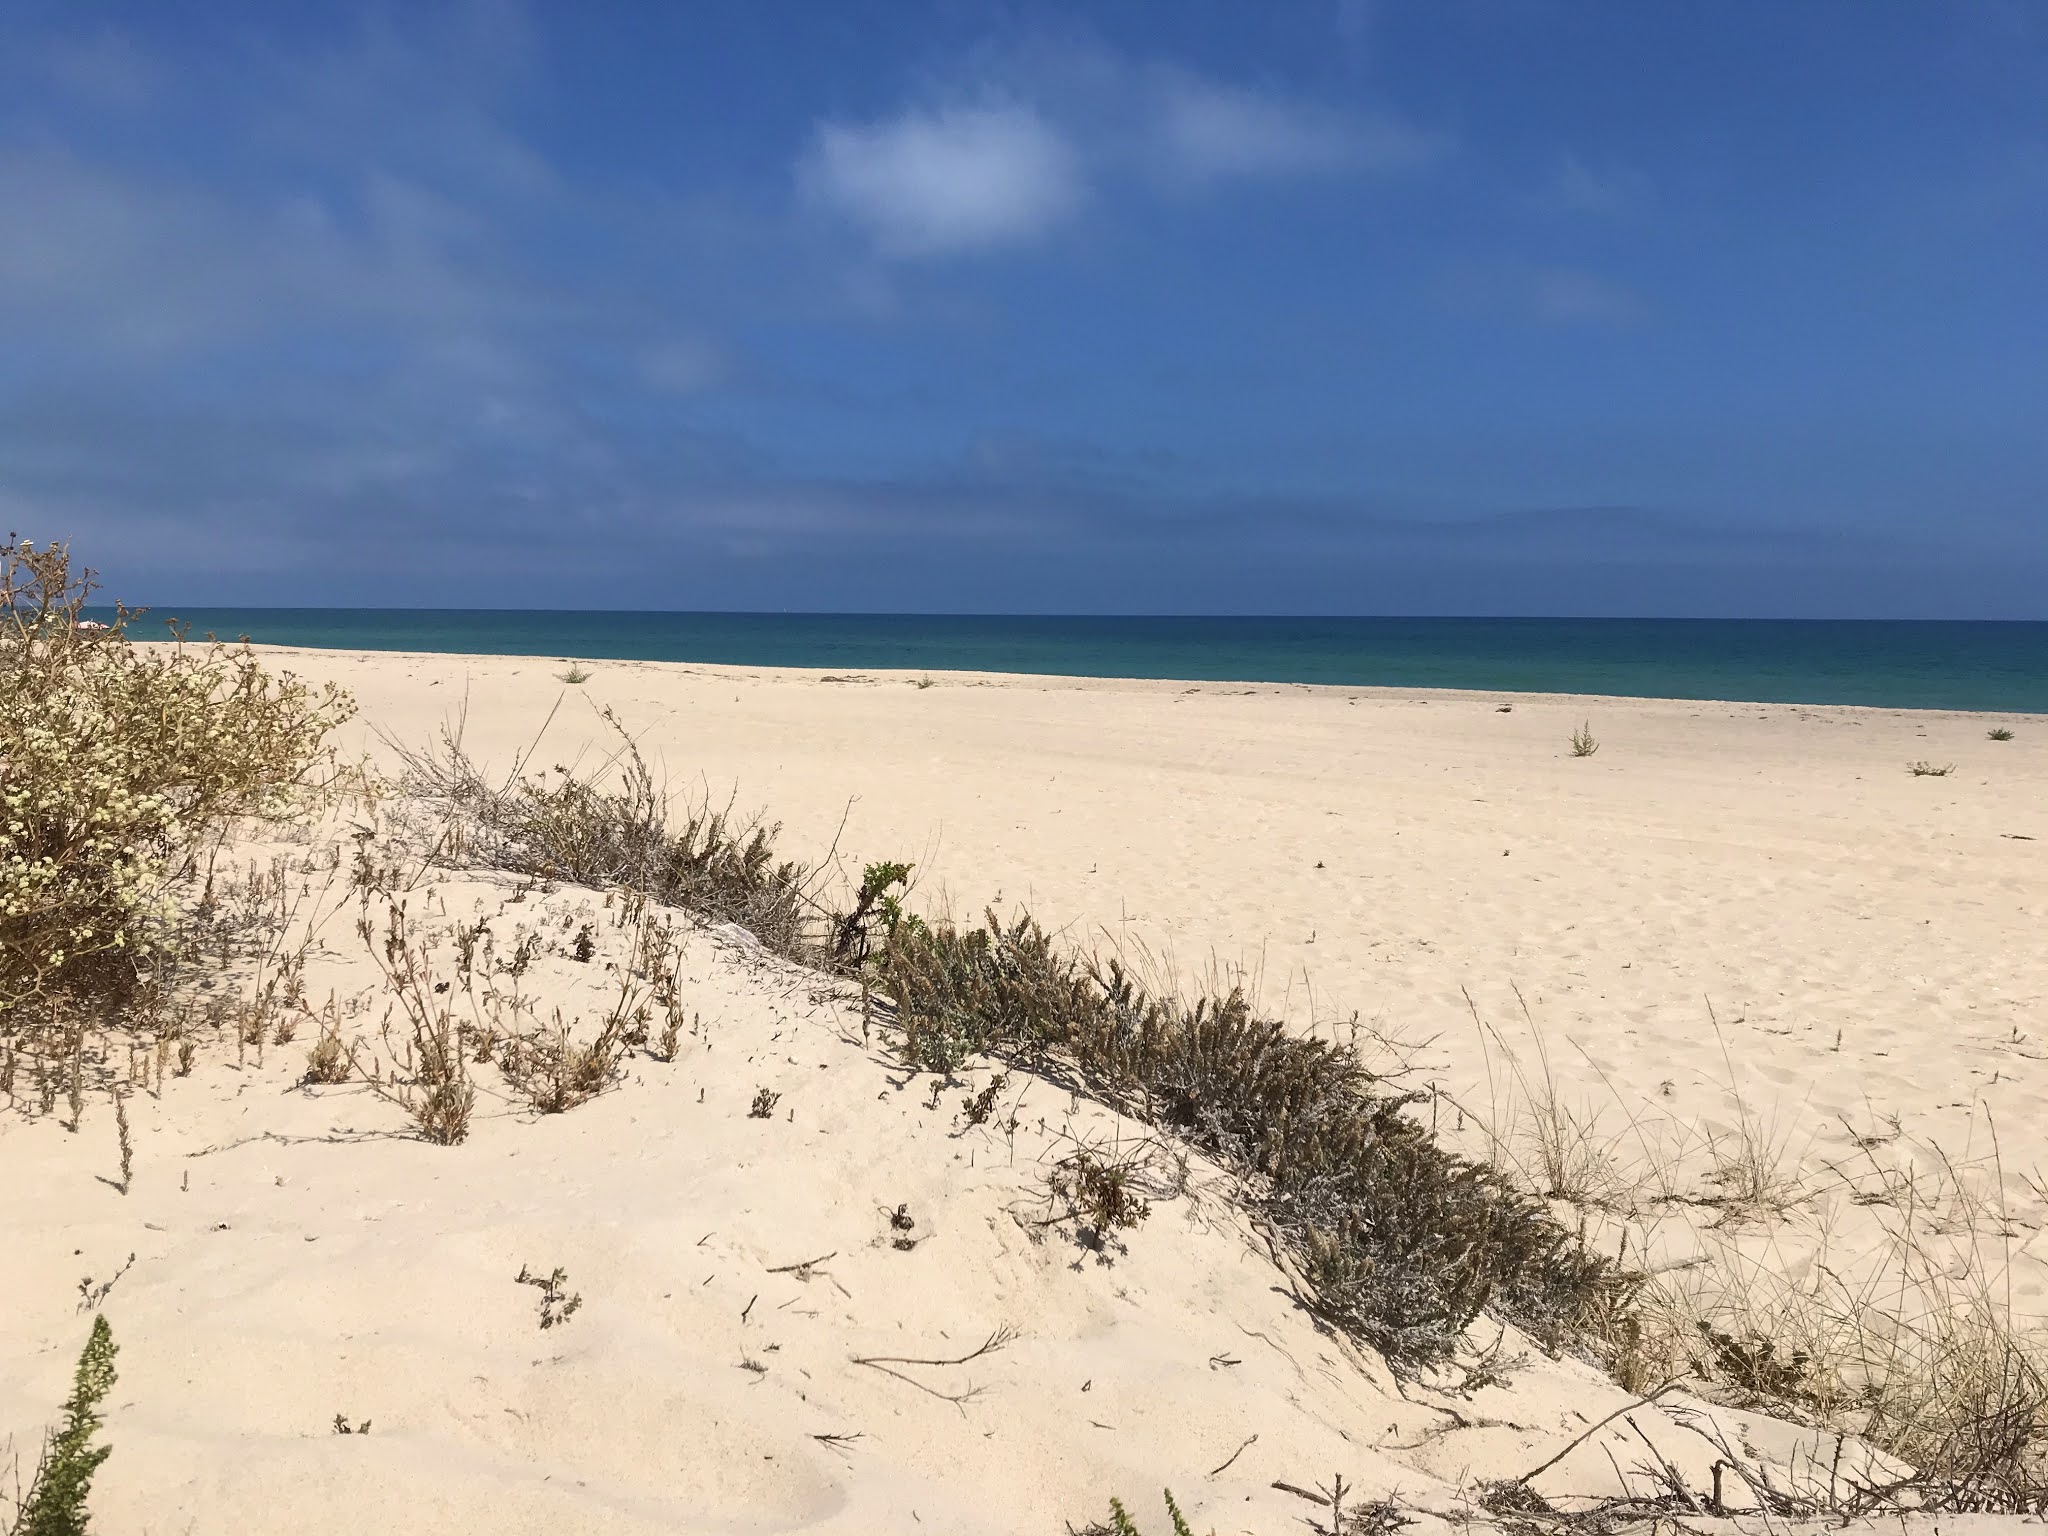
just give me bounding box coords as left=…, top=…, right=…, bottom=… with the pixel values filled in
left=111, top=610, right=2048, bottom=713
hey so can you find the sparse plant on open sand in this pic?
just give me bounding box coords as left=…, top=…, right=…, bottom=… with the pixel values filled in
left=515, top=1264, right=582, bottom=1328
left=1043, top=1144, right=1153, bottom=1250
left=111, top=1089, right=132, bottom=1195
left=498, top=1007, right=625, bottom=1114
left=303, top=1007, right=351, bottom=1085
left=1909, top=759, right=1956, bottom=776
left=1569, top=721, right=1599, bottom=758
left=4, top=1314, right=118, bottom=1536
left=1467, top=991, right=1644, bottom=1212
left=1988, top=727, right=2015, bottom=741
left=960, top=1071, right=1010, bottom=1128
left=353, top=903, right=475, bottom=1144
left=1078, top=1489, right=1203, bottom=1536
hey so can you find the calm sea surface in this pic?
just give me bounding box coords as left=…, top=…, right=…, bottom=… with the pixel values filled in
left=114, top=610, right=2048, bottom=713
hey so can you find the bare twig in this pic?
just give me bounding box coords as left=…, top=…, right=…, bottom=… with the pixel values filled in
left=1210, top=1433, right=1257, bottom=1477
left=1509, top=1380, right=1686, bottom=1489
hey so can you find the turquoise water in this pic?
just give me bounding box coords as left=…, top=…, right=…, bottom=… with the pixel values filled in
left=112, top=610, right=2048, bottom=713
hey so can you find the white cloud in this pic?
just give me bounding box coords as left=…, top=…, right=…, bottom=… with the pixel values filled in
left=1147, top=72, right=1435, bottom=185
left=798, top=102, right=1080, bottom=258
left=795, top=46, right=1442, bottom=258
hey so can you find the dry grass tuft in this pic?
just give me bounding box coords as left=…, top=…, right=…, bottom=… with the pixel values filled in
left=392, top=707, right=816, bottom=961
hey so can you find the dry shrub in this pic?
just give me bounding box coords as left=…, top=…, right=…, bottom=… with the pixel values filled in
left=355, top=903, right=475, bottom=1144
left=498, top=1009, right=624, bottom=1114
left=871, top=908, right=1633, bottom=1370
left=1, top=538, right=351, bottom=1028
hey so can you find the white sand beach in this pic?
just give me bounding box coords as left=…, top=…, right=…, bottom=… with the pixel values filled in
left=5, top=648, right=2045, bottom=1534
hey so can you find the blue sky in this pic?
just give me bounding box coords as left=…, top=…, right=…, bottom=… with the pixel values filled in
left=2, top=1, right=2043, bottom=616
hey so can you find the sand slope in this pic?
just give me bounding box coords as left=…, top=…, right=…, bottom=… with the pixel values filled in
left=3, top=863, right=1805, bottom=1534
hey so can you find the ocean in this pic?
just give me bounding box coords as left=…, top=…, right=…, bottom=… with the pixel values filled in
left=112, top=610, right=2048, bottom=713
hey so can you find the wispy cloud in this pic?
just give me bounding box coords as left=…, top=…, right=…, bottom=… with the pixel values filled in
left=1147, top=71, right=1437, bottom=186
left=798, top=102, right=1080, bottom=258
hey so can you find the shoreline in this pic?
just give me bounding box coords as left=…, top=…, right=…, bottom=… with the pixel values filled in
left=112, top=607, right=2048, bottom=715
left=188, top=640, right=2048, bottom=721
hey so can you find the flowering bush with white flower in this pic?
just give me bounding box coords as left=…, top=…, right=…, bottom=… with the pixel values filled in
left=1, top=538, right=353, bottom=1021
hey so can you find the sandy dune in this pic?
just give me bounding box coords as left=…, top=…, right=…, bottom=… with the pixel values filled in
left=6, top=647, right=2046, bottom=1532
left=306, top=649, right=2048, bottom=1224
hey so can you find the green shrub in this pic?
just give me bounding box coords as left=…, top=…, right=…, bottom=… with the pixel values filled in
left=8, top=1314, right=118, bottom=1536
left=1079, top=1490, right=1200, bottom=1536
